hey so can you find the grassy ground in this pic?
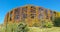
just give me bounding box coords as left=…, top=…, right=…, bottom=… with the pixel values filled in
left=28, top=27, right=40, bottom=32
left=41, top=27, right=60, bottom=32
left=29, top=27, right=60, bottom=32
left=0, top=27, right=60, bottom=32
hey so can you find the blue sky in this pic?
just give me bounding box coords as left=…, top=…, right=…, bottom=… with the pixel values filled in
left=0, top=0, right=60, bottom=24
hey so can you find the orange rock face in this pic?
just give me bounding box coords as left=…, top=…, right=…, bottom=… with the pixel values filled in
left=4, top=5, right=56, bottom=26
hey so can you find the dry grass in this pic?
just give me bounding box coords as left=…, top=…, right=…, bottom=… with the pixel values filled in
left=0, top=27, right=60, bottom=32
left=29, top=27, right=60, bottom=32
left=40, top=27, right=60, bottom=32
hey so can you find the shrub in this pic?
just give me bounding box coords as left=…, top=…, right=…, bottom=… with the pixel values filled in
left=17, top=22, right=29, bottom=32
left=53, top=17, right=60, bottom=27
left=41, top=20, right=53, bottom=28
left=43, top=22, right=53, bottom=28
left=4, top=22, right=18, bottom=32
left=2, top=21, right=29, bottom=32
left=0, top=25, right=5, bottom=32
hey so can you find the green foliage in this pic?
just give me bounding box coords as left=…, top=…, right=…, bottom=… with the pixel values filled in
left=43, top=21, right=53, bottom=28
left=5, top=22, right=29, bottom=32
left=41, top=20, right=53, bottom=28
left=53, top=17, right=60, bottom=27
left=5, top=22, right=18, bottom=32
left=1, top=22, right=29, bottom=32
left=17, top=22, right=29, bottom=32
left=0, top=26, right=5, bottom=32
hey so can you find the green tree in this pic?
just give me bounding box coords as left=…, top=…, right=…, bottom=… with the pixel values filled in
left=53, top=17, right=60, bottom=27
